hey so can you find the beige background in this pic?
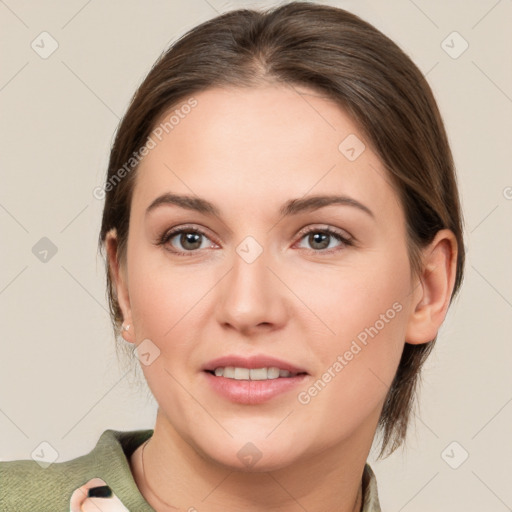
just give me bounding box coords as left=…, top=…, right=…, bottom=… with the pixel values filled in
left=1, top=0, right=511, bottom=510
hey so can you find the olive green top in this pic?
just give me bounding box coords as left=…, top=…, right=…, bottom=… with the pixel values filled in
left=0, top=429, right=381, bottom=511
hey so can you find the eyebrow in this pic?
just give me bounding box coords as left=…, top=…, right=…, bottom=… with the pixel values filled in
left=145, top=193, right=374, bottom=219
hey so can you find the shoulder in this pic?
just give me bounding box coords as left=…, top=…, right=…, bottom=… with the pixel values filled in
left=0, top=428, right=153, bottom=512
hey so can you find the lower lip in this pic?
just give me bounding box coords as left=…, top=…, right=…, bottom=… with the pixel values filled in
left=203, top=371, right=308, bottom=405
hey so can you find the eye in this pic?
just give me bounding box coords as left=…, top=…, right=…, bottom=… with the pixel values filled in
left=295, top=226, right=353, bottom=254
left=157, top=225, right=216, bottom=256
left=156, top=224, right=354, bottom=257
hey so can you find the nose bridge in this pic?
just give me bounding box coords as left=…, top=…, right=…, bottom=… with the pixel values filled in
left=230, top=233, right=273, bottom=304
left=216, top=232, right=286, bottom=331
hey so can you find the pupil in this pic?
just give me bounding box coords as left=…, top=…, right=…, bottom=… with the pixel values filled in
left=311, top=232, right=328, bottom=249
left=182, top=232, right=201, bottom=250
left=178, top=232, right=330, bottom=251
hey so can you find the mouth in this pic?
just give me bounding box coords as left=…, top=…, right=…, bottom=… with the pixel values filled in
left=202, top=354, right=309, bottom=379
left=202, top=355, right=309, bottom=404
left=205, top=366, right=307, bottom=380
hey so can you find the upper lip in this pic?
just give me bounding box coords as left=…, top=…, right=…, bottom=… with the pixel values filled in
left=202, top=354, right=308, bottom=374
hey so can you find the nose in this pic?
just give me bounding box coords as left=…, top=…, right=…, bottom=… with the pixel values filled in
left=215, top=238, right=288, bottom=336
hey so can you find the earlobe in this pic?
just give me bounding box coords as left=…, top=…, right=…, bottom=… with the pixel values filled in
left=105, top=229, right=135, bottom=344
left=405, top=229, right=458, bottom=345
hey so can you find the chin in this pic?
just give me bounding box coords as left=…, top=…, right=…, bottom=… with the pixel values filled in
left=196, top=436, right=301, bottom=473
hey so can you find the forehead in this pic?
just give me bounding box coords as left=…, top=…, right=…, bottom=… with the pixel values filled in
left=132, top=85, right=401, bottom=223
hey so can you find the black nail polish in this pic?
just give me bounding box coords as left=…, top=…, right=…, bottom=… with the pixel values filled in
left=87, top=485, right=113, bottom=498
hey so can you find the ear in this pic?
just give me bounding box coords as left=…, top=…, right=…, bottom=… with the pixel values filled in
left=105, top=229, right=135, bottom=344
left=405, top=229, right=458, bottom=344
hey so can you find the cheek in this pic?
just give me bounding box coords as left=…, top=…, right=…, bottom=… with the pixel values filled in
left=125, top=252, right=209, bottom=416
left=127, top=243, right=210, bottom=341
left=297, top=252, right=411, bottom=429
left=300, top=247, right=410, bottom=356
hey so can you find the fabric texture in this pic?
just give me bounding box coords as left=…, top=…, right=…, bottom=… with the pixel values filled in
left=0, top=428, right=382, bottom=511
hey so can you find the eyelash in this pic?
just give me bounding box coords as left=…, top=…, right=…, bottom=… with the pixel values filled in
left=156, top=224, right=354, bottom=257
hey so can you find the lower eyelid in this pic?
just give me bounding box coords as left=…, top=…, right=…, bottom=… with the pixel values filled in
left=296, top=229, right=352, bottom=249
left=163, top=229, right=214, bottom=248
left=159, top=226, right=352, bottom=255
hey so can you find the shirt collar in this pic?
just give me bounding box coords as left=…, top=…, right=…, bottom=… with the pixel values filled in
left=362, top=462, right=382, bottom=511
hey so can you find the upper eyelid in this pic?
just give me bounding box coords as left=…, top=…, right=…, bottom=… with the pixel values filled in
left=163, top=224, right=218, bottom=243
left=162, top=223, right=351, bottom=238
left=161, top=224, right=353, bottom=249
left=299, top=224, right=352, bottom=239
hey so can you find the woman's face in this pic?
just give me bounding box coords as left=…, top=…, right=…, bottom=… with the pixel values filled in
left=117, top=84, right=421, bottom=470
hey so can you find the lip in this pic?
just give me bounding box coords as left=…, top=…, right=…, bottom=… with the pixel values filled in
left=203, top=372, right=308, bottom=405
left=202, top=354, right=308, bottom=375
left=201, top=354, right=309, bottom=405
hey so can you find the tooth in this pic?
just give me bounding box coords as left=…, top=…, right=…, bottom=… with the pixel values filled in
left=249, top=368, right=268, bottom=380
left=267, top=367, right=280, bottom=379
left=223, top=366, right=236, bottom=378
left=214, top=366, right=298, bottom=379
left=234, top=367, right=250, bottom=380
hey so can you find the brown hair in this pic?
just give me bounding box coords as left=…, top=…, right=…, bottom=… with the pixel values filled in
left=98, top=1, right=465, bottom=459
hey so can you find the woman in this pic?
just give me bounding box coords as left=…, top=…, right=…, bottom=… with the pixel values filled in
left=0, top=2, right=464, bottom=511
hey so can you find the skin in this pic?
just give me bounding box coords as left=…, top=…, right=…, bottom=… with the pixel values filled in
left=106, top=84, right=457, bottom=512
left=69, top=478, right=129, bottom=512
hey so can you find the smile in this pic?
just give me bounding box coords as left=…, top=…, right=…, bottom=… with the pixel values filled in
left=209, top=366, right=301, bottom=380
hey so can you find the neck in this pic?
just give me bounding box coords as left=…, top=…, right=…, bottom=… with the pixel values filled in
left=131, top=409, right=377, bottom=512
